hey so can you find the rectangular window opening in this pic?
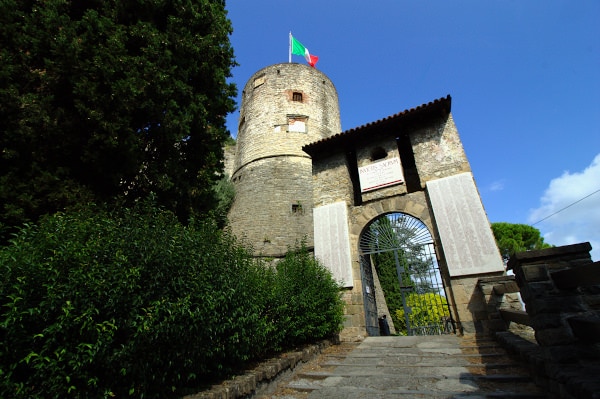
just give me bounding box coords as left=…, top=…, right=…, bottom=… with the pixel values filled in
left=292, top=203, right=304, bottom=214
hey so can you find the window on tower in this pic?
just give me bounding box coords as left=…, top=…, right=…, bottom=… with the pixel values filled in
left=288, top=115, right=308, bottom=133
left=292, top=92, right=303, bottom=102
left=253, top=75, right=265, bottom=88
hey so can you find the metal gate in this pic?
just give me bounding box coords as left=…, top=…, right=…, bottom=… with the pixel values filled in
left=359, top=212, right=455, bottom=336
left=360, top=255, right=379, bottom=336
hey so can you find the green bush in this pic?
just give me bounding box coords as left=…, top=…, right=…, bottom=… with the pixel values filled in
left=272, top=244, right=344, bottom=348
left=0, top=204, right=344, bottom=398
left=0, top=203, right=274, bottom=398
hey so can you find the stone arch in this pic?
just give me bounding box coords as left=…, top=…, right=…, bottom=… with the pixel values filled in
left=357, top=210, right=454, bottom=336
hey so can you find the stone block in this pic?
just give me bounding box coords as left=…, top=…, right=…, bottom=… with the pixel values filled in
left=478, top=282, right=495, bottom=296
left=450, top=284, right=471, bottom=306
left=344, top=304, right=363, bottom=315
left=508, top=243, right=592, bottom=268
left=405, top=201, right=425, bottom=217
left=350, top=292, right=363, bottom=304
left=529, top=313, right=564, bottom=329
left=459, top=320, right=478, bottom=334
left=473, top=310, right=489, bottom=320
left=371, top=201, right=384, bottom=215
left=543, top=346, right=588, bottom=364
left=529, top=296, right=587, bottom=315
left=520, top=264, right=550, bottom=282
left=519, top=281, right=554, bottom=301
left=584, top=294, right=600, bottom=310
left=381, top=198, right=393, bottom=212
left=486, top=318, right=508, bottom=332
left=342, top=315, right=354, bottom=328
left=535, top=327, right=578, bottom=346
left=493, top=280, right=521, bottom=294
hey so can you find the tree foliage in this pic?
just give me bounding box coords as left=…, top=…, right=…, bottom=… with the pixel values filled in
left=0, top=204, right=343, bottom=398
left=211, top=174, right=235, bottom=228
left=491, top=222, right=552, bottom=262
left=0, top=0, right=237, bottom=241
left=395, top=292, right=450, bottom=335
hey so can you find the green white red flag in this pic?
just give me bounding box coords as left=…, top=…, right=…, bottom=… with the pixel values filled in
left=289, top=33, right=319, bottom=68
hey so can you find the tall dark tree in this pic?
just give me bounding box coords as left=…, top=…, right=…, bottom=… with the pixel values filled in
left=491, top=222, right=552, bottom=263
left=0, top=0, right=237, bottom=240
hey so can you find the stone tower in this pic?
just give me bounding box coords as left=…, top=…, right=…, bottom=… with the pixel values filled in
left=228, top=63, right=341, bottom=257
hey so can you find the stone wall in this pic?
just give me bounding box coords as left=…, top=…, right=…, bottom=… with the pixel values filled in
left=491, top=243, right=600, bottom=398
left=223, top=143, right=236, bottom=178
left=411, top=114, right=471, bottom=183
left=228, top=156, right=314, bottom=257
left=509, top=243, right=595, bottom=349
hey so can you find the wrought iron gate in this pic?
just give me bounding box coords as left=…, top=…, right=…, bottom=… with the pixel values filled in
left=360, top=256, right=379, bottom=336
left=359, top=212, right=455, bottom=336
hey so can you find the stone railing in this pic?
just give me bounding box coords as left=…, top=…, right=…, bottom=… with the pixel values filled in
left=477, top=243, right=600, bottom=398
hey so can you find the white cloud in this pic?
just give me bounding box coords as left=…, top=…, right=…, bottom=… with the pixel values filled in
left=488, top=180, right=505, bottom=192
left=528, top=153, right=600, bottom=261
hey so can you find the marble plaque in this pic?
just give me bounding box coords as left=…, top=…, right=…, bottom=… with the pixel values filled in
left=426, top=172, right=504, bottom=277
left=313, top=202, right=353, bottom=287
left=358, top=157, right=404, bottom=192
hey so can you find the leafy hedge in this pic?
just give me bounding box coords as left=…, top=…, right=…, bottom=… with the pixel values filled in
left=271, top=245, right=345, bottom=350
left=0, top=204, right=343, bottom=398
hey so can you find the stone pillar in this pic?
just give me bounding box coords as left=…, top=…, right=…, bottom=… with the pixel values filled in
left=508, top=243, right=594, bottom=359
left=477, top=275, right=525, bottom=335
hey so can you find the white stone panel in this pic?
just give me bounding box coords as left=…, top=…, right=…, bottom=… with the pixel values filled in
left=288, top=120, right=306, bottom=133
left=426, top=172, right=504, bottom=276
left=358, top=157, right=404, bottom=192
left=313, top=202, right=353, bottom=287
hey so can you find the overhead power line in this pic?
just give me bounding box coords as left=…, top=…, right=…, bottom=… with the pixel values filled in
left=532, top=187, right=600, bottom=226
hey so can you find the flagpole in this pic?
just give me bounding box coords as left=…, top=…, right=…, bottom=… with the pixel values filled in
left=288, top=32, right=292, bottom=63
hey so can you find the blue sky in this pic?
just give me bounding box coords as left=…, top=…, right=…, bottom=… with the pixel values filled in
left=224, top=1, right=600, bottom=260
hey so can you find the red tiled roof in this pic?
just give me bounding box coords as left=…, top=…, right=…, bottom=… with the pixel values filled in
left=303, top=95, right=452, bottom=157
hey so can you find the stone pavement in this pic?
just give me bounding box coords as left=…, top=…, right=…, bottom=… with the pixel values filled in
left=261, top=335, right=546, bottom=399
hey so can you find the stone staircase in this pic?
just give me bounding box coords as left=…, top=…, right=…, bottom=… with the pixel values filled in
left=261, top=335, right=546, bottom=399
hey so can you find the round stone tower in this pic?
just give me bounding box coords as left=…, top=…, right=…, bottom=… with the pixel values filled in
left=228, top=63, right=341, bottom=257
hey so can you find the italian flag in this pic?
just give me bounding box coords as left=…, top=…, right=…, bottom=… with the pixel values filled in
left=290, top=34, right=319, bottom=68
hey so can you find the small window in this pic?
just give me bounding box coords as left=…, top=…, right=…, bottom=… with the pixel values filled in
left=292, top=203, right=304, bottom=214
left=370, top=147, right=388, bottom=161
left=292, top=92, right=303, bottom=102
left=253, top=75, right=265, bottom=88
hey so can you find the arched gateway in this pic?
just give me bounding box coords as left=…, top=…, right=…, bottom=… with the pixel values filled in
left=359, top=212, right=454, bottom=336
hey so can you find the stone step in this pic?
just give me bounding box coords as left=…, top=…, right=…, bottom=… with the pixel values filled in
left=320, top=361, right=529, bottom=374
left=296, top=370, right=533, bottom=382
left=303, top=385, right=547, bottom=399
left=285, top=373, right=539, bottom=398
left=264, top=335, right=546, bottom=399
left=288, top=383, right=545, bottom=398
left=330, top=355, right=515, bottom=367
